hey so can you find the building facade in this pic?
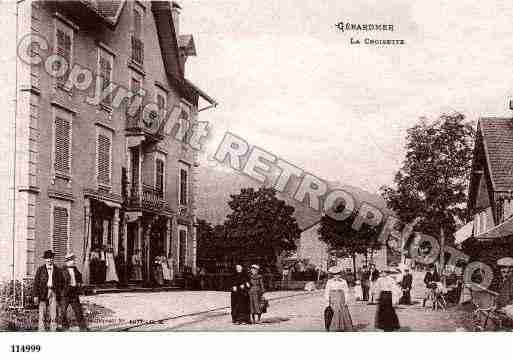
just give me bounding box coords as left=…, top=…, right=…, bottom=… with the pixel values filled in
left=9, top=0, right=216, bottom=286
left=459, top=117, right=513, bottom=288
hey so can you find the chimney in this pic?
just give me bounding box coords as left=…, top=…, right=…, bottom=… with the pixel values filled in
left=171, top=1, right=181, bottom=36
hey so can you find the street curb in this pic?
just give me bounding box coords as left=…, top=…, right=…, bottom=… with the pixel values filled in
left=92, top=290, right=319, bottom=332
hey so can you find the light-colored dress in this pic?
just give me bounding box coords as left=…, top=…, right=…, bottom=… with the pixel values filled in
left=162, top=259, right=171, bottom=281
left=130, top=253, right=143, bottom=281
left=324, top=278, right=354, bottom=331
left=105, top=251, right=119, bottom=282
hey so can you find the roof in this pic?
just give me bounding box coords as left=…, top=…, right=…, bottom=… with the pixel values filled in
left=476, top=215, right=513, bottom=241
left=479, top=117, right=513, bottom=192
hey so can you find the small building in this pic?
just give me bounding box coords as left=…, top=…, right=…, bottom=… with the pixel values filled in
left=461, top=117, right=513, bottom=287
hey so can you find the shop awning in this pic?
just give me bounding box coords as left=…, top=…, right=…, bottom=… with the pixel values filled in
left=454, top=221, right=474, bottom=245
left=476, top=215, right=513, bottom=241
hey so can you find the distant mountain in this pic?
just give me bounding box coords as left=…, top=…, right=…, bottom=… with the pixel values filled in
left=195, top=166, right=394, bottom=231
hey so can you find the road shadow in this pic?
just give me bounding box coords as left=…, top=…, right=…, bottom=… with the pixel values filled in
left=259, top=316, right=290, bottom=324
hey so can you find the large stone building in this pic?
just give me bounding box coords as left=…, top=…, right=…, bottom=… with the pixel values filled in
left=4, top=0, right=216, bottom=286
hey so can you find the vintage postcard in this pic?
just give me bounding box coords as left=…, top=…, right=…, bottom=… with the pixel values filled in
left=2, top=1, right=513, bottom=346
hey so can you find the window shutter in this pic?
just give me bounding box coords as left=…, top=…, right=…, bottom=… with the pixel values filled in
left=180, top=168, right=188, bottom=205
left=52, top=206, right=69, bottom=265
left=54, top=117, right=71, bottom=174
left=56, top=29, right=71, bottom=83
left=156, top=159, right=164, bottom=197
left=98, top=134, right=111, bottom=185
left=99, top=56, right=112, bottom=106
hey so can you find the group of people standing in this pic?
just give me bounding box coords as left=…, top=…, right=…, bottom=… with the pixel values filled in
left=230, top=264, right=266, bottom=325
left=33, top=250, right=88, bottom=331
left=324, top=264, right=408, bottom=332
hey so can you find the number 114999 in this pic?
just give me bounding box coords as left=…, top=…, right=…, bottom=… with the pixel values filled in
left=10, top=345, right=41, bottom=353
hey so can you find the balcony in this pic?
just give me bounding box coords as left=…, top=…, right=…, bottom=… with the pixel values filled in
left=127, top=184, right=166, bottom=212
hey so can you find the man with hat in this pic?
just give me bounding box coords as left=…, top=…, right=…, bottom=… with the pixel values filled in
left=60, top=252, right=88, bottom=331
left=495, top=257, right=513, bottom=314
left=399, top=267, right=413, bottom=305
left=33, top=250, right=63, bottom=331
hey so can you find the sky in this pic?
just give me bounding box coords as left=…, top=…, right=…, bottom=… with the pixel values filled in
left=181, top=0, right=513, bottom=193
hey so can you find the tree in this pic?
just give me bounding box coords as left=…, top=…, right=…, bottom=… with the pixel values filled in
left=196, top=218, right=214, bottom=268
left=318, top=213, right=383, bottom=277
left=380, top=113, right=475, bottom=265
left=223, top=187, right=301, bottom=269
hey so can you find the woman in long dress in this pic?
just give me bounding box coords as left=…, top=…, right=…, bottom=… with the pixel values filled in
left=248, top=264, right=265, bottom=324
left=130, top=249, right=143, bottom=282
left=230, top=264, right=251, bottom=325
left=375, top=271, right=400, bottom=331
left=105, top=246, right=119, bottom=283
left=324, top=266, right=354, bottom=332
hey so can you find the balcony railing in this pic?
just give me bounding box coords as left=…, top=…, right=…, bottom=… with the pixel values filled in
left=131, top=36, right=144, bottom=66
left=127, top=184, right=166, bottom=211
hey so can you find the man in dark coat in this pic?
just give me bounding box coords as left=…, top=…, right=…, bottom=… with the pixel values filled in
left=399, top=268, right=413, bottom=305
left=369, top=264, right=380, bottom=304
left=423, top=266, right=440, bottom=307
left=360, top=265, right=371, bottom=302
left=33, top=250, right=63, bottom=331
left=496, top=257, right=513, bottom=311
left=230, top=264, right=251, bottom=325
left=60, top=253, right=88, bottom=331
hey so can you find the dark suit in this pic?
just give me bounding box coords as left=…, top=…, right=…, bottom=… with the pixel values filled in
left=497, top=275, right=513, bottom=309
left=33, top=264, right=63, bottom=331
left=34, top=265, right=63, bottom=302
left=361, top=270, right=371, bottom=301
left=60, top=266, right=87, bottom=330
left=399, top=273, right=413, bottom=305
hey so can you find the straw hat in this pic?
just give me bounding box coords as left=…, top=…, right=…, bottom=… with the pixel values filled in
left=497, top=257, right=513, bottom=267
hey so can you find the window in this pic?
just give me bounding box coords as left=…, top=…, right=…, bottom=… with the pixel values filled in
left=98, top=48, right=114, bottom=108
left=55, top=20, right=73, bottom=87
left=128, top=76, right=142, bottom=127
left=97, top=127, right=113, bottom=187
left=130, top=148, right=140, bottom=194
left=155, top=158, right=165, bottom=198
left=178, top=226, right=187, bottom=272
left=179, top=163, right=189, bottom=206
left=54, top=116, right=71, bottom=177
left=177, top=103, right=191, bottom=142
left=131, top=8, right=144, bottom=65
left=51, top=204, right=70, bottom=265
left=155, top=87, right=167, bottom=131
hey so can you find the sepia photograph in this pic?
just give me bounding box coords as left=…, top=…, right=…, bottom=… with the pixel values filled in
left=1, top=0, right=513, bottom=356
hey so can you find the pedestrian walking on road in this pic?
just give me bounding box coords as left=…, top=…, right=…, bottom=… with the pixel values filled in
left=375, top=271, right=400, bottom=331
left=60, top=253, right=88, bottom=331
left=230, top=264, right=251, bottom=325
left=33, top=250, right=64, bottom=331
left=361, top=265, right=370, bottom=301
left=368, top=264, right=380, bottom=304
left=399, top=268, right=413, bottom=305
left=248, top=264, right=265, bottom=324
left=324, top=266, right=354, bottom=332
